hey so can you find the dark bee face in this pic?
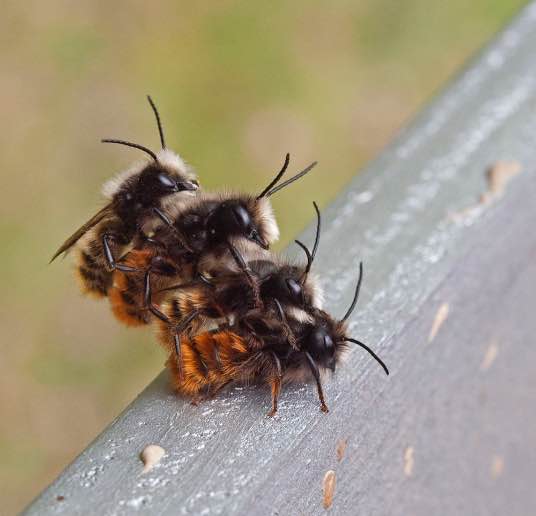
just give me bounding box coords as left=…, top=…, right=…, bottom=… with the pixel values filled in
left=137, top=164, right=198, bottom=205
left=206, top=202, right=269, bottom=249
left=260, top=271, right=305, bottom=308
left=303, top=324, right=337, bottom=371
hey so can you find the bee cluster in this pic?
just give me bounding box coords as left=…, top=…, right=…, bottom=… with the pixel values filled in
left=52, top=97, right=388, bottom=416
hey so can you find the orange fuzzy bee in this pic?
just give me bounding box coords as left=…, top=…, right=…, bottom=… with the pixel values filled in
left=164, top=263, right=389, bottom=416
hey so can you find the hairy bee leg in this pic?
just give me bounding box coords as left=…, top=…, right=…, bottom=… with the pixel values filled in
left=304, top=351, right=329, bottom=413
left=226, top=242, right=262, bottom=308
left=267, top=352, right=283, bottom=417
left=171, top=310, right=202, bottom=381
left=267, top=377, right=282, bottom=417
left=273, top=299, right=299, bottom=351
left=143, top=270, right=171, bottom=323
left=172, top=334, right=183, bottom=379
left=208, top=380, right=233, bottom=399
left=191, top=381, right=233, bottom=406
left=102, top=234, right=139, bottom=273
left=152, top=207, right=194, bottom=253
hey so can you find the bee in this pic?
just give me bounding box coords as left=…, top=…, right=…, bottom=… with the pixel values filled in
left=50, top=96, right=199, bottom=297
left=148, top=202, right=324, bottom=347
left=107, top=155, right=317, bottom=326
left=164, top=262, right=389, bottom=416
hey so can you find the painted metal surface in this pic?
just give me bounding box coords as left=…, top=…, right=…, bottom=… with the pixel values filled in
left=25, top=4, right=536, bottom=515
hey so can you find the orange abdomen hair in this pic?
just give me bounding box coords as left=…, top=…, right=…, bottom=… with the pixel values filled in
left=155, top=289, right=224, bottom=353
left=108, top=248, right=155, bottom=326
left=166, top=331, right=251, bottom=396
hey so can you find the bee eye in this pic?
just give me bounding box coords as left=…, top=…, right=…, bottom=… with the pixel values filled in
left=285, top=278, right=303, bottom=303
left=231, top=205, right=252, bottom=229
left=157, top=173, right=176, bottom=189
left=310, top=328, right=334, bottom=356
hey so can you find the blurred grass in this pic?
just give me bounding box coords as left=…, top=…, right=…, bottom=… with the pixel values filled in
left=0, top=0, right=527, bottom=512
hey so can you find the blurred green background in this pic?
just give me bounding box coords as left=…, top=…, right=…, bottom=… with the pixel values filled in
left=0, top=1, right=527, bottom=512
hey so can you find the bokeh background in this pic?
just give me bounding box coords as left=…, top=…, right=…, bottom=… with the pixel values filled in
left=0, top=1, right=527, bottom=513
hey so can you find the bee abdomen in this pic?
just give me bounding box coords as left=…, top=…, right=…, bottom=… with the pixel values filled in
left=167, top=331, right=250, bottom=396
left=76, top=263, right=112, bottom=298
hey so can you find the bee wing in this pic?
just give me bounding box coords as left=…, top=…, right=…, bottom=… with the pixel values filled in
left=50, top=204, right=114, bottom=262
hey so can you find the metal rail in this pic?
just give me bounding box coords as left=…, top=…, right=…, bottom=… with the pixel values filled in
left=24, top=4, right=536, bottom=514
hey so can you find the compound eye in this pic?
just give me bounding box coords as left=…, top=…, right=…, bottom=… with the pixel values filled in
left=285, top=278, right=303, bottom=303
left=157, top=173, right=177, bottom=189
left=311, top=328, right=326, bottom=354
left=323, top=334, right=334, bottom=351
left=231, top=205, right=252, bottom=229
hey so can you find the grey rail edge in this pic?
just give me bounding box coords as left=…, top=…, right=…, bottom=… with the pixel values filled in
left=24, top=4, right=536, bottom=515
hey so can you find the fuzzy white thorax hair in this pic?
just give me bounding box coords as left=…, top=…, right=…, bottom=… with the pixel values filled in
left=102, top=148, right=196, bottom=199
left=305, top=272, right=324, bottom=309
left=254, top=196, right=279, bottom=245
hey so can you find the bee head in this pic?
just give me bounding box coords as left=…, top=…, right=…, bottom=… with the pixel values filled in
left=300, top=309, right=347, bottom=371
left=300, top=263, right=389, bottom=376
left=101, top=95, right=199, bottom=206
left=206, top=198, right=274, bottom=250
left=136, top=152, right=199, bottom=205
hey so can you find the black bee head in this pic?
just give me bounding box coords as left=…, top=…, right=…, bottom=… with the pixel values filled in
left=206, top=200, right=269, bottom=249
left=260, top=266, right=309, bottom=308
left=136, top=163, right=198, bottom=205
left=303, top=323, right=339, bottom=372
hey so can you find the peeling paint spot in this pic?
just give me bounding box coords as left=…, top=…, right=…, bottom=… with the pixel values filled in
left=481, top=160, right=522, bottom=203
left=480, top=340, right=499, bottom=371
left=404, top=447, right=414, bottom=477
left=428, top=303, right=449, bottom=342
left=450, top=160, right=522, bottom=221
left=336, top=439, right=347, bottom=462
left=491, top=455, right=504, bottom=478
left=140, top=444, right=166, bottom=473
left=322, top=470, right=336, bottom=509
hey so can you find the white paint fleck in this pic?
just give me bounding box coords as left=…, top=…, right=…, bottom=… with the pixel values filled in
left=428, top=303, right=450, bottom=343
left=140, top=445, right=166, bottom=473
left=491, top=455, right=504, bottom=478
left=404, top=447, right=414, bottom=477
left=480, top=341, right=499, bottom=371
left=323, top=470, right=336, bottom=509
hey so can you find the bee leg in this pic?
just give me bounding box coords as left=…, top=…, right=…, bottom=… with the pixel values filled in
left=273, top=299, right=299, bottom=351
left=102, top=234, right=139, bottom=273
left=226, top=242, right=262, bottom=308
left=207, top=380, right=233, bottom=400
left=267, top=352, right=283, bottom=417
left=171, top=310, right=202, bottom=380
left=304, top=351, right=329, bottom=413
left=143, top=270, right=171, bottom=323
left=152, top=207, right=194, bottom=253
left=192, top=381, right=231, bottom=406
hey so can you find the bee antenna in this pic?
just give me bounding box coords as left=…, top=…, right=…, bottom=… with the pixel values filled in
left=341, top=262, right=363, bottom=322
left=310, top=201, right=321, bottom=264
left=295, top=202, right=321, bottom=282
left=146, top=95, right=166, bottom=149
left=101, top=139, right=158, bottom=161
left=266, top=161, right=318, bottom=197
left=343, top=338, right=389, bottom=375
left=257, top=153, right=290, bottom=199
left=294, top=240, right=312, bottom=276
